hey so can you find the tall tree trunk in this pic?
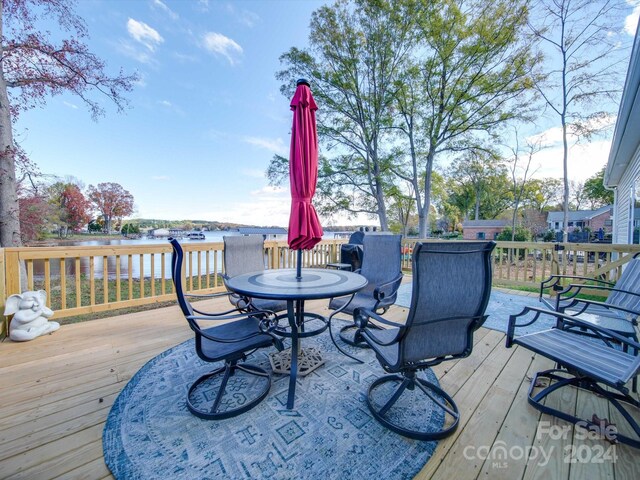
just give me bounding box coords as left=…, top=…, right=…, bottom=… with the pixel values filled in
left=420, top=150, right=435, bottom=239
left=0, top=10, right=26, bottom=290
left=0, top=26, right=21, bottom=249
left=561, top=117, right=569, bottom=243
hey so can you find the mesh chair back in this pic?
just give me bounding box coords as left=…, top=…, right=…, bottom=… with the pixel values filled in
left=606, top=257, right=640, bottom=313
left=360, top=234, right=402, bottom=287
left=169, top=238, right=195, bottom=320
left=402, top=241, right=495, bottom=362
left=223, top=235, right=266, bottom=277
left=348, top=231, right=365, bottom=245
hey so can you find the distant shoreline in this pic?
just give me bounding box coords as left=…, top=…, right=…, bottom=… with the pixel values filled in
left=26, top=234, right=123, bottom=247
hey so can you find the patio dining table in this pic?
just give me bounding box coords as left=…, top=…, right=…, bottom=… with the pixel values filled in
left=224, top=268, right=367, bottom=409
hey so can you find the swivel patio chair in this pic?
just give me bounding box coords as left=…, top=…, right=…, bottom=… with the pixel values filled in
left=223, top=235, right=288, bottom=314
left=507, top=306, right=640, bottom=448
left=328, top=234, right=403, bottom=359
left=169, top=238, right=283, bottom=420
left=353, top=241, right=495, bottom=440
left=539, top=252, right=640, bottom=343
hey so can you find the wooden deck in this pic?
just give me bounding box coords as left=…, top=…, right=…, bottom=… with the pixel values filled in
left=0, top=294, right=638, bottom=479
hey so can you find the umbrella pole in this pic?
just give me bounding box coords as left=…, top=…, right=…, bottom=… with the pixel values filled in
left=296, top=250, right=302, bottom=280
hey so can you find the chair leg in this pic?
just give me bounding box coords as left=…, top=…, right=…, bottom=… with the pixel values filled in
left=528, top=369, right=640, bottom=449
left=187, top=360, right=271, bottom=420
left=366, top=373, right=459, bottom=441
left=327, top=311, right=364, bottom=364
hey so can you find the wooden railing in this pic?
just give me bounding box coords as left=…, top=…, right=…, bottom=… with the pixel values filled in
left=1, top=238, right=639, bottom=338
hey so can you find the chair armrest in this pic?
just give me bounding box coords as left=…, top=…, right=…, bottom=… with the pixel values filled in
left=539, top=274, right=614, bottom=301
left=558, top=297, right=640, bottom=323
left=187, top=310, right=280, bottom=345
left=192, top=305, right=245, bottom=316
left=506, top=306, right=640, bottom=351
left=561, top=284, right=640, bottom=301
left=373, top=273, right=403, bottom=302
left=353, top=307, right=405, bottom=330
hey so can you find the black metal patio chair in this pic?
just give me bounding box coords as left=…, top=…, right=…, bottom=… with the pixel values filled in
left=539, top=252, right=640, bottom=343
left=507, top=306, right=640, bottom=448
left=223, top=235, right=288, bottom=314
left=327, top=234, right=403, bottom=360
left=353, top=241, right=495, bottom=440
left=169, top=238, right=283, bottom=420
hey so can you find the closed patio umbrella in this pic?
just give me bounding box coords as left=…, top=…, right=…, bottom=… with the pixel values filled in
left=288, top=79, right=323, bottom=278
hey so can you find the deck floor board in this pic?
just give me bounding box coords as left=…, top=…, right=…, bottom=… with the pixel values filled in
left=0, top=294, right=638, bottom=479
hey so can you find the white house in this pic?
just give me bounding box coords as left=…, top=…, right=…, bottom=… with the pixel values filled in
left=604, top=20, right=640, bottom=245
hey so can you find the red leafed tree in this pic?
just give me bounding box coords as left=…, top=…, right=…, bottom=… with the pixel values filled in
left=86, top=182, right=134, bottom=233
left=60, top=184, right=91, bottom=232
left=0, top=0, right=137, bottom=248
left=18, top=194, right=50, bottom=241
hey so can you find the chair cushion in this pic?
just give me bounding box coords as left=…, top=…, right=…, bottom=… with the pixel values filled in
left=197, top=317, right=274, bottom=361
left=513, top=328, right=640, bottom=387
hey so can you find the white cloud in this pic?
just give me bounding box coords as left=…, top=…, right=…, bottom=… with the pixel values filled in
left=526, top=116, right=617, bottom=147
left=156, top=99, right=185, bottom=116
left=225, top=4, right=261, bottom=27
left=529, top=139, right=612, bottom=182
left=63, top=101, right=78, bottom=110
left=151, top=175, right=170, bottom=181
left=152, top=0, right=178, bottom=20
left=243, top=136, right=287, bottom=154
left=116, top=39, right=155, bottom=64
left=202, top=32, right=243, bottom=65
left=195, top=187, right=290, bottom=226
left=626, top=1, right=640, bottom=35
left=127, top=18, right=164, bottom=51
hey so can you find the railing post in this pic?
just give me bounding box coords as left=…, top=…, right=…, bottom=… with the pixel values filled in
left=0, top=248, right=6, bottom=338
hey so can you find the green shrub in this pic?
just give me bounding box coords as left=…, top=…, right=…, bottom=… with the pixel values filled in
left=496, top=226, right=531, bottom=242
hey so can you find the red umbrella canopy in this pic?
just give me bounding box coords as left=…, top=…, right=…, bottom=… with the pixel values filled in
left=288, top=79, right=323, bottom=251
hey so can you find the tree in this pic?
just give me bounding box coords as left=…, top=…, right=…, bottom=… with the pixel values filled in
left=48, top=181, right=91, bottom=236
left=273, top=0, right=415, bottom=229
left=0, top=0, right=136, bottom=248
left=398, top=0, right=538, bottom=238
left=529, top=0, right=628, bottom=241
left=86, top=182, right=134, bottom=234
left=583, top=167, right=614, bottom=208
left=569, top=180, right=585, bottom=210
left=449, top=150, right=510, bottom=220
left=524, top=177, right=563, bottom=211
left=18, top=194, right=50, bottom=241
left=506, top=133, right=542, bottom=241
left=386, top=181, right=416, bottom=237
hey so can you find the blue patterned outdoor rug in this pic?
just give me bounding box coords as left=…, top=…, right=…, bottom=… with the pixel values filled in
left=395, top=284, right=554, bottom=335
left=103, top=321, right=443, bottom=479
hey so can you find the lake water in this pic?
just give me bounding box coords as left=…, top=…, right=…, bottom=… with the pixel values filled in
left=33, top=231, right=343, bottom=281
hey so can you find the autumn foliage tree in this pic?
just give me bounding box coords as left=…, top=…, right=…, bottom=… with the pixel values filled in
left=0, top=0, right=136, bottom=248
left=48, top=181, right=92, bottom=236
left=86, top=182, right=134, bottom=233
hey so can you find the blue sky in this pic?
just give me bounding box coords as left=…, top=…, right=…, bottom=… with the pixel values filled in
left=13, top=0, right=640, bottom=227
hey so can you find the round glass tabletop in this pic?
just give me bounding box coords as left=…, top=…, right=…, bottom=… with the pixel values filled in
left=224, top=268, right=367, bottom=301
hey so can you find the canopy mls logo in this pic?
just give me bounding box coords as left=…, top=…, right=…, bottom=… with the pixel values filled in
left=464, top=420, right=618, bottom=468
